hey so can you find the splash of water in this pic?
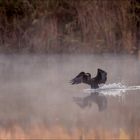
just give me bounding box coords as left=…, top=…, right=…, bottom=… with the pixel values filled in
left=84, top=83, right=140, bottom=96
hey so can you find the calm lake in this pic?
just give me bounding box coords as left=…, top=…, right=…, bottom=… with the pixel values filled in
left=0, top=54, right=140, bottom=139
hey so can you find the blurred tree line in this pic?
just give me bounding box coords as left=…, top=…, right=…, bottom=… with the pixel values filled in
left=0, top=0, right=140, bottom=54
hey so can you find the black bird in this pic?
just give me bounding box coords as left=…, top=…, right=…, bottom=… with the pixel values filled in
left=70, top=68, right=107, bottom=89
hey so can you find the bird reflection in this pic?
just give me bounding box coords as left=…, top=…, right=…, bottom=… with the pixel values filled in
left=73, top=92, right=107, bottom=111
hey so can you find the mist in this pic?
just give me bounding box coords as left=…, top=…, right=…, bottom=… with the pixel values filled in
left=0, top=54, right=140, bottom=138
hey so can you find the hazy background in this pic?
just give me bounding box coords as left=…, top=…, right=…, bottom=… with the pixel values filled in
left=0, top=0, right=140, bottom=54
left=0, top=54, right=140, bottom=139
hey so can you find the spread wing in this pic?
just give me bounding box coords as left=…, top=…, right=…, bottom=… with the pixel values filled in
left=96, top=69, right=107, bottom=84
left=70, top=72, right=88, bottom=84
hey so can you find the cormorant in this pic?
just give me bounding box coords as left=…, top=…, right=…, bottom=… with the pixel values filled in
left=70, top=68, right=107, bottom=89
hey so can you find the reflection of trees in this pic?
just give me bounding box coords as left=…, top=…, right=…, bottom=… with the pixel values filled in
left=73, top=92, right=107, bottom=111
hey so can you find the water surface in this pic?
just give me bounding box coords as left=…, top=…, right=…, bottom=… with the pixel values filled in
left=0, top=54, right=140, bottom=139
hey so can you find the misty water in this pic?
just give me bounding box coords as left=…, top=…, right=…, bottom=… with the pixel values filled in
left=0, top=54, right=140, bottom=138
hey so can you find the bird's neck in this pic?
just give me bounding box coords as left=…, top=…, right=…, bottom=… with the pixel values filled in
left=83, top=78, right=92, bottom=85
